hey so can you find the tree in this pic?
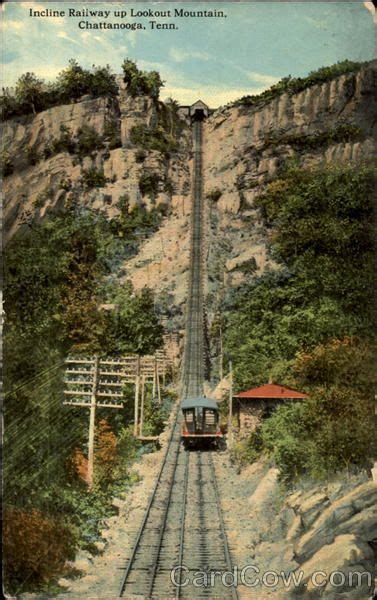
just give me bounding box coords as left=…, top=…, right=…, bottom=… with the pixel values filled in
left=89, top=64, right=118, bottom=97
left=101, top=284, right=163, bottom=355
left=15, top=72, right=45, bottom=114
left=56, top=59, right=90, bottom=101
left=121, top=58, right=164, bottom=99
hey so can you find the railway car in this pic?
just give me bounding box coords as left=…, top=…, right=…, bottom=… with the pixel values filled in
left=181, top=396, right=223, bottom=448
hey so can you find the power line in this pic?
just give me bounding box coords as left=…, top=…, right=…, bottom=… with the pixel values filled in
left=4, top=361, right=65, bottom=398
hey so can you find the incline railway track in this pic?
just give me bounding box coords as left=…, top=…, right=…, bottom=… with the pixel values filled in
left=181, top=118, right=205, bottom=399
left=119, top=116, right=238, bottom=599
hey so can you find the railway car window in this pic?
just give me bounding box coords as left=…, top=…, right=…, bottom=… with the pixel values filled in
left=185, top=412, right=194, bottom=422
left=205, top=410, right=215, bottom=424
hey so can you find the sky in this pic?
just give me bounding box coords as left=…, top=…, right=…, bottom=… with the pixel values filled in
left=1, top=2, right=375, bottom=106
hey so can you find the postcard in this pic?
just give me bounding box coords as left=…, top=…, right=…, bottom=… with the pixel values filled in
left=1, top=2, right=376, bottom=599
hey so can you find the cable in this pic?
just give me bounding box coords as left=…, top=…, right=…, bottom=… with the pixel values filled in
left=4, top=361, right=65, bottom=398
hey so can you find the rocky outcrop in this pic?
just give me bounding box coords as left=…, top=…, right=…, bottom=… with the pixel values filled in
left=281, top=481, right=377, bottom=599
left=292, top=534, right=374, bottom=599
left=294, top=482, right=377, bottom=562
left=2, top=61, right=376, bottom=332
left=204, top=60, right=377, bottom=304
left=1, top=81, right=192, bottom=319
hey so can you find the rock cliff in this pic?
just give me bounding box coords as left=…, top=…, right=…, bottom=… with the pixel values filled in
left=2, top=61, right=376, bottom=333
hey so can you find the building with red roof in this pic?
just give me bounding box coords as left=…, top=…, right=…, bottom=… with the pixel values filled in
left=233, top=383, right=308, bottom=434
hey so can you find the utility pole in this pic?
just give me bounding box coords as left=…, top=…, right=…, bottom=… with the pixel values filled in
left=134, top=356, right=141, bottom=437
left=156, top=360, right=161, bottom=404
left=219, top=321, right=223, bottom=381
left=140, top=374, right=145, bottom=437
left=64, top=356, right=124, bottom=489
left=152, top=356, right=157, bottom=399
left=228, top=359, right=233, bottom=449
left=88, top=354, right=99, bottom=488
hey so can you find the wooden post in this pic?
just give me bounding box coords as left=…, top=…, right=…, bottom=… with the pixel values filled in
left=156, top=361, right=161, bottom=405
left=140, top=374, right=145, bottom=437
left=64, top=355, right=125, bottom=489
left=134, top=356, right=140, bottom=437
left=88, top=354, right=99, bottom=489
left=219, top=322, right=223, bottom=381
left=228, top=360, right=233, bottom=449
left=152, top=356, right=157, bottom=399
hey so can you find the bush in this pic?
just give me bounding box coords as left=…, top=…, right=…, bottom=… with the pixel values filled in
left=103, top=118, right=121, bottom=150
left=135, top=149, right=147, bottom=163
left=261, top=386, right=374, bottom=482
left=3, top=506, right=76, bottom=591
left=76, top=124, right=104, bottom=157
left=0, top=89, right=18, bottom=120
left=81, top=167, right=107, bottom=189
left=52, top=124, right=76, bottom=155
left=230, top=429, right=263, bottom=468
left=139, top=170, right=161, bottom=198
left=226, top=164, right=375, bottom=376
left=130, top=123, right=178, bottom=156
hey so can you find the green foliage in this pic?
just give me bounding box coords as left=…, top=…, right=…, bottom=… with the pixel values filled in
left=99, top=283, right=164, bottom=355
left=0, top=60, right=118, bottom=121
left=121, top=58, right=164, bottom=99
left=139, top=169, right=161, bottom=198
left=56, top=59, right=91, bottom=100
left=75, top=124, right=104, bottom=157
left=233, top=60, right=367, bottom=108
left=87, top=64, right=119, bottom=98
left=261, top=385, right=374, bottom=482
left=130, top=123, right=179, bottom=156
left=51, top=124, right=76, bottom=155
left=81, top=166, right=108, bottom=189
left=235, top=339, right=376, bottom=482
left=4, top=204, right=165, bottom=590
left=0, top=88, right=18, bottom=120
left=135, top=149, right=147, bottom=163
left=293, top=337, right=377, bottom=390
left=103, top=117, right=122, bottom=150
left=224, top=164, right=376, bottom=480
left=224, top=163, right=376, bottom=391
left=230, top=429, right=263, bottom=468
left=112, top=200, right=164, bottom=257
left=14, top=72, right=46, bottom=114
left=160, top=97, right=186, bottom=140
left=24, top=124, right=104, bottom=167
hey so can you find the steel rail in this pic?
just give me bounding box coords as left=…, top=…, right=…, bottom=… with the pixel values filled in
left=175, top=450, right=190, bottom=599
left=119, top=117, right=239, bottom=599
left=118, top=406, right=180, bottom=596
left=208, top=452, right=239, bottom=600
left=147, top=442, right=182, bottom=598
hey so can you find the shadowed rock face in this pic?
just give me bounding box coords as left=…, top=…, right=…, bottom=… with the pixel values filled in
left=2, top=61, right=376, bottom=332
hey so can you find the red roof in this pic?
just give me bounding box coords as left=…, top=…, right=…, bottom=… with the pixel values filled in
left=235, top=383, right=308, bottom=400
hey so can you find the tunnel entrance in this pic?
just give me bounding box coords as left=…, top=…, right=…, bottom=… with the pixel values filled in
left=189, top=100, right=209, bottom=121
